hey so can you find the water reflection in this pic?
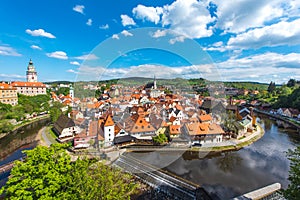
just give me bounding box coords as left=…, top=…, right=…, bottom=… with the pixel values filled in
left=0, top=118, right=49, bottom=162
left=216, top=152, right=242, bottom=174
left=129, top=117, right=300, bottom=199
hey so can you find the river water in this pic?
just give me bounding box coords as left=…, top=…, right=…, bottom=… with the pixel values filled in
left=128, top=116, right=300, bottom=199
left=0, top=118, right=50, bottom=187
left=0, top=116, right=299, bottom=199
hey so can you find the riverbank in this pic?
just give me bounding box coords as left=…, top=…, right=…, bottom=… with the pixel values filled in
left=0, top=114, right=50, bottom=139
left=126, top=124, right=265, bottom=153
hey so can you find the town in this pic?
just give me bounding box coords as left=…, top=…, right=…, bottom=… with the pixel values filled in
left=1, top=60, right=299, bottom=152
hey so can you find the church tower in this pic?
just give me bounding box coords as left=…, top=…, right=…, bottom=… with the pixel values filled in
left=26, top=59, right=37, bottom=82
left=153, top=75, right=157, bottom=90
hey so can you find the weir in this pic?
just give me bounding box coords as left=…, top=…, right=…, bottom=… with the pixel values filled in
left=113, top=154, right=211, bottom=200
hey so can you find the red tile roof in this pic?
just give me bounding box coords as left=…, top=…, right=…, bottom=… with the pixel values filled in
left=11, top=81, right=46, bottom=88
left=0, top=83, right=17, bottom=90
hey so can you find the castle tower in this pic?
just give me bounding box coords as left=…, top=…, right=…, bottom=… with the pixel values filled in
left=26, top=59, right=37, bottom=82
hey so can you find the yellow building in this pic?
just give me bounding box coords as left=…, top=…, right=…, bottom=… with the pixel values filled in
left=0, top=83, right=18, bottom=106
left=11, top=59, right=47, bottom=96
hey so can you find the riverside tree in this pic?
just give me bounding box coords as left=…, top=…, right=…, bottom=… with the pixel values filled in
left=0, top=143, right=139, bottom=199
left=284, top=146, right=300, bottom=199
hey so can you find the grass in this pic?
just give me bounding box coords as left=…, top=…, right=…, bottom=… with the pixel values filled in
left=47, top=126, right=58, bottom=144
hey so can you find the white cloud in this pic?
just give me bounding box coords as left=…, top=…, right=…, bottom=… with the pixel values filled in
left=26, top=29, right=56, bottom=38
left=202, top=41, right=227, bottom=52
left=213, top=0, right=289, bottom=34
left=73, top=5, right=84, bottom=14
left=74, top=53, right=99, bottom=60
left=120, top=14, right=136, bottom=26
left=30, top=45, right=42, bottom=50
left=99, top=24, right=109, bottom=30
left=152, top=30, right=167, bottom=38
left=132, top=0, right=215, bottom=39
left=0, top=73, right=25, bottom=79
left=70, top=51, right=300, bottom=82
left=169, top=35, right=185, bottom=44
left=133, top=4, right=163, bottom=24
left=46, top=51, right=68, bottom=60
left=112, top=34, right=119, bottom=40
left=121, top=30, right=133, bottom=37
left=66, top=69, right=78, bottom=74
left=227, top=18, right=300, bottom=49
left=86, top=19, right=92, bottom=26
left=70, top=61, right=80, bottom=66
left=213, top=41, right=223, bottom=47
left=215, top=52, right=300, bottom=82
left=0, top=46, right=22, bottom=56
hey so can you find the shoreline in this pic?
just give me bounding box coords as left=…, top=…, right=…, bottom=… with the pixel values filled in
left=126, top=124, right=265, bottom=153
left=0, top=115, right=50, bottom=139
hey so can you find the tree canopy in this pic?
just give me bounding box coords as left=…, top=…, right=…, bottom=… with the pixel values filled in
left=284, top=146, right=300, bottom=199
left=0, top=144, right=139, bottom=199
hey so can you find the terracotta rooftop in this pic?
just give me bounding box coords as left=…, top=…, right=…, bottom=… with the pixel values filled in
left=11, top=81, right=46, bottom=88
left=0, top=83, right=17, bottom=90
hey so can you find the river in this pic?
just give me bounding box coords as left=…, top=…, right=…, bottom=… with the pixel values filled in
left=0, top=116, right=299, bottom=199
left=0, top=118, right=50, bottom=188
left=127, top=115, right=300, bottom=199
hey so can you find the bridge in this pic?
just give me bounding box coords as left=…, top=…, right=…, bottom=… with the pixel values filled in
left=254, top=109, right=300, bottom=131
left=113, top=154, right=211, bottom=200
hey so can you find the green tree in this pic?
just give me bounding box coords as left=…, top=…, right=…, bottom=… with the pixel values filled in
left=50, top=107, right=62, bottom=123
left=0, top=120, right=14, bottom=133
left=153, top=133, right=168, bottom=144
left=284, top=146, right=300, bottom=199
left=56, top=87, right=70, bottom=96
left=267, top=81, right=276, bottom=93
left=287, top=79, right=296, bottom=87
left=0, top=143, right=139, bottom=199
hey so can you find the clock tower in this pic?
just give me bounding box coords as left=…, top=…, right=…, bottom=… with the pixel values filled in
left=26, top=59, right=37, bottom=82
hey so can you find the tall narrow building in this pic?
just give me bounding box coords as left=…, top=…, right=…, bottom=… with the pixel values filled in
left=26, top=59, right=37, bottom=82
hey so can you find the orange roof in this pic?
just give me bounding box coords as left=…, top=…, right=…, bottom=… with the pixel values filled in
left=199, top=114, right=212, bottom=122
left=169, top=116, right=177, bottom=123
left=124, top=114, right=155, bottom=134
left=175, top=104, right=183, bottom=110
left=11, top=81, right=46, bottom=88
left=0, top=83, right=17, bottom=90
left=104, top=115, right=114, bottom=126
left=185, top=122, right=224, bottom=136
left=169, top=125, right=181, bottom=135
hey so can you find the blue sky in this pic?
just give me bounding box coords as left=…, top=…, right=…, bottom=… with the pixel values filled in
left=0, top=0, right=300, bottom=83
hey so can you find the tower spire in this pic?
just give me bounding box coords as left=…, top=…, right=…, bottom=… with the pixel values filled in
left=154, top=75, right=157, bottom=89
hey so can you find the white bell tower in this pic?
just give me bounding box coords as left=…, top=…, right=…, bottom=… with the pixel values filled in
left=26, top=59, right=37, bottom=82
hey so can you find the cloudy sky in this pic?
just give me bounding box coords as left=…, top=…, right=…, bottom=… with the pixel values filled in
left=0, top=0, right=300, bottom=83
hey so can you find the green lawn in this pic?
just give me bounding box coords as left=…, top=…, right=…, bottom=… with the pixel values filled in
left=47, top=126, right=58, bottom=144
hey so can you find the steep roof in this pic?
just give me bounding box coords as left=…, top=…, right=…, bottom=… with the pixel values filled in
left=53, top=114, right=75, bottom=134
left=104, top=115, right=114, bottom=127
left=125, top=114, right=156, bottom=134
